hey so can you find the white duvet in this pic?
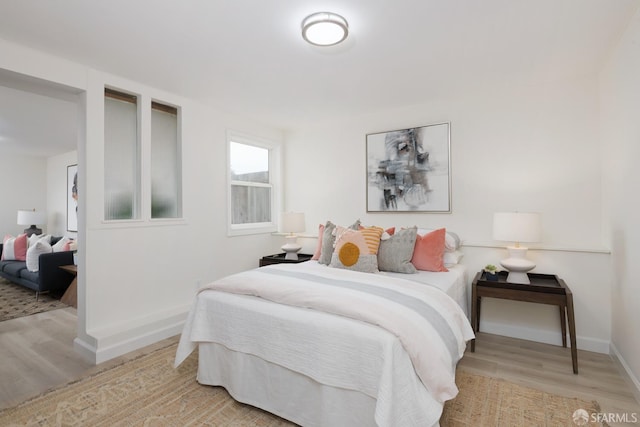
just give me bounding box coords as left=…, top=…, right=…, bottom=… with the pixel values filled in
left=175, top=262, right=474, bottom=425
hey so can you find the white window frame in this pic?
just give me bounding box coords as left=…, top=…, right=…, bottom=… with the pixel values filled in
left=227, top=130, right=281, bottom=236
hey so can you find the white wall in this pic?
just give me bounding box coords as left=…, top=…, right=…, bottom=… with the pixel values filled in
left=0, top=153, right=47, bottom=236
left=600, top=8, right=640, bottom=396
left=78, top=73, right=284, bottom=363
left=1, top=38, right=284, bottom=363
left=285, top=75, right=612, bottom=353
left=46, top=150, right=78, bottom=237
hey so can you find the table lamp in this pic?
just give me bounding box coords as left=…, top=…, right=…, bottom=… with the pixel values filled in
left=17, top=209, right=47, bottom=237
left=493, top=212, right=541, bottom=284
left=280, top=212, right=305, bottom=260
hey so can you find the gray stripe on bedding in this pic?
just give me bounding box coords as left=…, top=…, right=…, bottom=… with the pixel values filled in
left=261, top=268, right=458, bottom=361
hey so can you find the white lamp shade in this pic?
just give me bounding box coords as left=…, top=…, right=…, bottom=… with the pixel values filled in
left=17, top=210, right=46, bottom=226
left=493, top=212, right=541, bottom=244
left=280, top=212, right=305, bottom=234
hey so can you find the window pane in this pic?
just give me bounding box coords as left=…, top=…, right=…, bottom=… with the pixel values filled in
left=104, top=93, right=138, bottom=220
left=151, top=105, right=181, bottom=218
left=231, top=185, right=271, bottom=224
left=230, top=142, right=269, bottom=183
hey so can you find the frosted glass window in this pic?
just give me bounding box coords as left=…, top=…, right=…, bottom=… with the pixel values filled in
left=151, top=102, right=181, bottom=218
left=104, top=89, right=139, bottom=220
left=228, top=136, right=279, bottom=235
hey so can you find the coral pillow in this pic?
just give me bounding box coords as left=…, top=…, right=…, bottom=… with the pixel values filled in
left=411, top=228, right=448, bottom=272
left=1, top=234, right=28, bottom=261
left=311, top=223, right=325, bottom=260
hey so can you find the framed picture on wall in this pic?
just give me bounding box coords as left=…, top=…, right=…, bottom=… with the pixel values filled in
left=366, top=122, right=451, bottom=213
left=67, top=164, right=78, bottom=232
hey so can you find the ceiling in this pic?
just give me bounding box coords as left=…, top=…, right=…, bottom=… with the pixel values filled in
left=0, top=0, right=637, bottom=156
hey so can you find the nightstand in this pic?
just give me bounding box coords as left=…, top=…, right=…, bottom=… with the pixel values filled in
left=259, top=253, right=313, bottom=267
left=471, top=271, right=578, bottom=374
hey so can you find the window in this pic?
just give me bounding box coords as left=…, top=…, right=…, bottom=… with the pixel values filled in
left=104, top=88, right=183, bottom=222
left=104, top=88, right=139, bottom=220
left=151, top=101, right=182, bottom=219
left=228, top=132, right=280, bottom=235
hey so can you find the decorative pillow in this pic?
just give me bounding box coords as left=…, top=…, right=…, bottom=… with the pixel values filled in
left=1, top=234, right=28, bottom=261
left=318, top=221, right=337, bottom=265
left=443, top=250, right=464, bottom=267
left=378, top=226, right=418, bottom=274
left=311, top=223, right=325, bottom=260
left=52, top=236, right=73, bottom=252
left=417, top=228, right=460, bottom=252
left=317, top=219, right=361, bottom=265
left=411, top=228, right=449, bottom=272
left=26, top=240, right=53, bottom=272
left=330, top=225, right=384, bottom=273
left=28, top=233, right=51, bottom=248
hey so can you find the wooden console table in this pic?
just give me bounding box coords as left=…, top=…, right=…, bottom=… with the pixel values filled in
left=59, top=265, right=77, bottom=308
left=471, top=271, right=578, bottom=374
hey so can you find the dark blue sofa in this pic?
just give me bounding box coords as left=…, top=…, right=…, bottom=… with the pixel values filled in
left=0, top=237, right=74, bottom=299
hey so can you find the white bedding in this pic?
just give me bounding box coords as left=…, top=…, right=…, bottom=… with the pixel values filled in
left=175, top=261, right=474, bottom=427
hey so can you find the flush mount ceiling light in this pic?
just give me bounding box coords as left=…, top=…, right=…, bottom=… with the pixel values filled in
left=301, top=12, right=349, bottom=46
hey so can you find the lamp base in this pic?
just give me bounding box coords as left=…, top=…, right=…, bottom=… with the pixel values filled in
left=23, top=225, right=42, bottom=237
left=281, top=236, right=301, bottom=261
left=499, top=246, right=535, bottom=284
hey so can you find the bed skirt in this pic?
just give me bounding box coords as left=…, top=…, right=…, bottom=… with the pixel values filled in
left=196, top=342, right=396, bottom=427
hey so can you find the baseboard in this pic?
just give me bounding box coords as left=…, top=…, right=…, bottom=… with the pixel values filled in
left=610, top=343, right=640, bottom=403
left=480, top=320, right=610, bottom=354
left=75, top=305, right=190, bottom=365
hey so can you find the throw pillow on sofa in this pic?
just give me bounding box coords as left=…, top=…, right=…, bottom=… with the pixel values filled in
left=52, top=236, right=73, bottom=252
left=1, top=234, right=28, bottom=261
left=26, top=240, right=53, bottom=272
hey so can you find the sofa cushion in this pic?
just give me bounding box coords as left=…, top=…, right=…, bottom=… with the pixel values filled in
left=2, top=261, right=27, bottom=277
left=0, top=260, right=13, bottom=272
left=19, top=269, right=40, bottom=284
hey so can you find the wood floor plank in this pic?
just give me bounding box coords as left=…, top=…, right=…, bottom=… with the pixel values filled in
left=1, top=310, right=638, bottom=426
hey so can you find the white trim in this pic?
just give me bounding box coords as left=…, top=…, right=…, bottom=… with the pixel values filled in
left=610, top=343, right=640, bottom=403
left=463, top=242, right=610, bottom=254
left=226, top=130, right=281, bottom=237
left=480, top=320, right=610, bottom=354
left=75, top=305, right=191, bottom=364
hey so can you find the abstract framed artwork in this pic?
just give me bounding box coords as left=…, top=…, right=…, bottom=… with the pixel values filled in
left=366, top=122, right=451, bottom=213
left=67, top=164, right=78, bottom=232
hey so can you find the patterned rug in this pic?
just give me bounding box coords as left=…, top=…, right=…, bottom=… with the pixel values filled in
left=0, top=342, right=606, bottom=426
left=0, top=277, right=68, bottom=322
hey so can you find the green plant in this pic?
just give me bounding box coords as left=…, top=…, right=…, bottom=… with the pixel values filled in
left=484, top=264, right=499, bottom=274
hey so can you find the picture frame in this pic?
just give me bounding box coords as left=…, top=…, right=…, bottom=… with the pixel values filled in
left=67, top=164, right=78, bottom=232
left=366, top=122, right=451, bottom=213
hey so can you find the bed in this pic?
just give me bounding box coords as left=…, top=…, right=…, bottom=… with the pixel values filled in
left=175, top=259, right=474, bottom=427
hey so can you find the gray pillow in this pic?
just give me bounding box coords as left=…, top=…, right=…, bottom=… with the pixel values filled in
left=377, top=226, right=418, bottom=274
left=318, top=221, right=337, bottom=265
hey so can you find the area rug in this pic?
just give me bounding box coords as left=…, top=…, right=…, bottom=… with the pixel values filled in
left=0, top=278, right=68, bottom=322
left=0, top=343, right=605, bottom=427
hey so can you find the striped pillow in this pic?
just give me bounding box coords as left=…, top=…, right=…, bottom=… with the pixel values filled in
left=1, top=234, right=28, bottom=261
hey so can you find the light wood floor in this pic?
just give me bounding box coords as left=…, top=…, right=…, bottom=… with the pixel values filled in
left=1, top=309, right=639, bottom=426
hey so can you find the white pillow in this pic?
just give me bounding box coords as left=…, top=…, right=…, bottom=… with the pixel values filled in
left=28, top=233, right=51, bottom=248
left=443, top=250, right=464, bottom=267
left=417, top=228, right=461, bottom=251
left=26, top=240, right=53, bottom=272
left=52, top=236, right=72, bottom=252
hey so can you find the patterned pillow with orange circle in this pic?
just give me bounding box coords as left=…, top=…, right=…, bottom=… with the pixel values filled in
left=329, top=225, right=384, bottom=273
